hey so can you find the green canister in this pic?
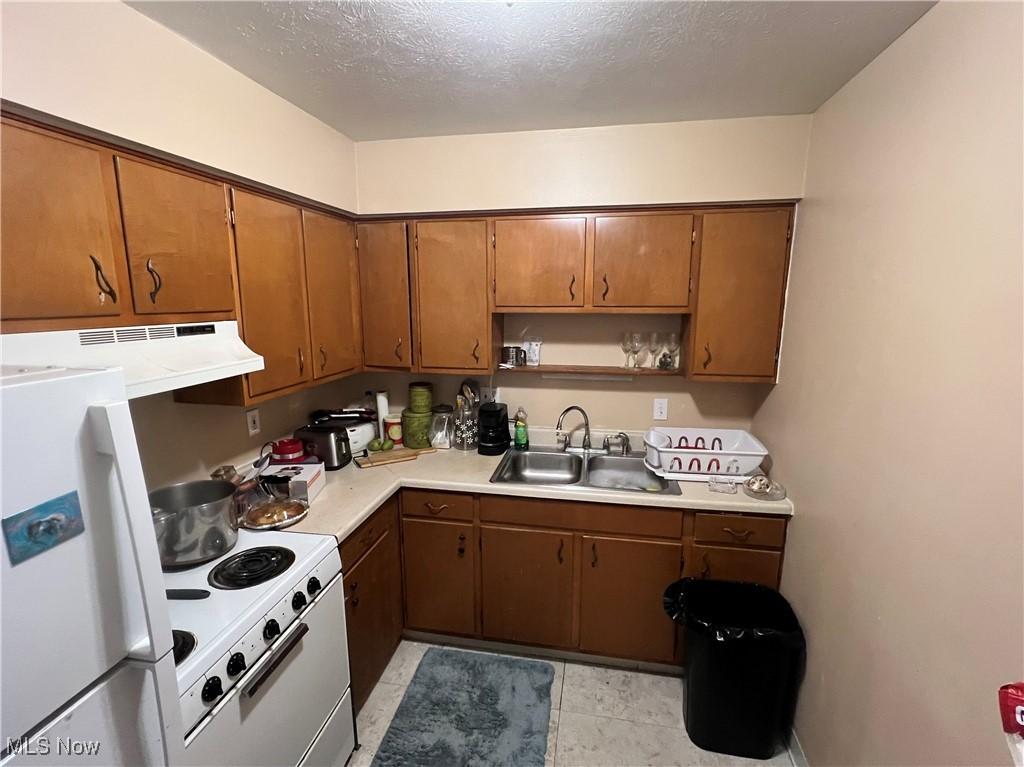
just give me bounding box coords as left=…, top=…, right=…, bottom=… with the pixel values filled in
left=401, top=407, right=433, bottom=449
left=408, top=381, right=434, bottom=413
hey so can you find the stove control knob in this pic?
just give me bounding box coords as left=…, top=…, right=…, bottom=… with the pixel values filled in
left=263, top=619, right=280, bottom=642
left=306, top=576, right=322, bottom=597
left=201, top=676, right=223, bottom=704
left=226, top=652, right=246, bottom=677
left=292, top=591, right=307, bottom=611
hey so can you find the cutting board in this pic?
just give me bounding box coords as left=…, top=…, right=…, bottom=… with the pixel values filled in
left=354, top=447, right=436, bottom=468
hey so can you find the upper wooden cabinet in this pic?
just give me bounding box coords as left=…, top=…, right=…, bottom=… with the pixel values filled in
left=303, top=211, right=361, bottom=379
left=493, top=217, right=586, bottom=308
left=689, top=210, right=792, bottom=381
left=593, top=214, right=694, bottom=308
left=413, top=220, right=491, bottom=371
left=231, top=189, right=312, bottom=397
left=1, top=122, right=127, bottom=321
left=357, top=222, right=412, bottom=368
left=115, top=157, right=235, bottom=315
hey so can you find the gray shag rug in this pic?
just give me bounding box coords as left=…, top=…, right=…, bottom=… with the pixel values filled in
left=371, top=647, right=555, bottom=767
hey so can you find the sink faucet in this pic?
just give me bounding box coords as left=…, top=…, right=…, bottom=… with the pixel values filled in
left=555, top=406, right=591, bottom=451
left=602, top=432, right=632, bottom=456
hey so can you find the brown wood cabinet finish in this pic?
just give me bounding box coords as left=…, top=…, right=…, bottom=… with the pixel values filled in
left=493, top=218, right=587, bottom=307
left=357, top=222, right=412, bottom=368
left=340, top=498, right=399, bottom=571
left=402, top=518, right=476, bottom=636
left=479, top=496, right=683, bottom=539
left=343, top=522, right=403, bottom=713
left=231, top=189, right=312, bottom=397
left=593, top=214, right=694, bottom=307
left=693, top=513, right=787, bottom=549
left=303, top=211, right=361, bottom=378
left=115, top=157, right=235, bottom=315
left=687, top=543, right=782, bottom=589
left=402, top=490, right=475, bottom=521
left=414, top=220, right=490, bottom=370
left=480, top=525, right=574, bottom=648
left=1, top=122, right=127, bottom=321
left=690, top=210, right=791, bottom=379
left=578, top=535, right=682, bottom=663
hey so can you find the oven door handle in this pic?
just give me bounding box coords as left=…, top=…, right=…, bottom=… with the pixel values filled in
left=244, top=622, right=310, bottom=698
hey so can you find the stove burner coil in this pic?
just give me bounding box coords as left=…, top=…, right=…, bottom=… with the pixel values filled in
left=172, top=630, right=196, bottom=666
left=207, top=546, right=296, bottom=590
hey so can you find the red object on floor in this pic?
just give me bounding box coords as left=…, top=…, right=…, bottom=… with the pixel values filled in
left=999, top=683, right=1024, bottom=735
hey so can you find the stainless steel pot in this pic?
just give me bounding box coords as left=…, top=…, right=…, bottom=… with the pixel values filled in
left=149, top=480, right=239, bottom=569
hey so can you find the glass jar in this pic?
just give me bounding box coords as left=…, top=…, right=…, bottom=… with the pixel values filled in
left=453, top=397, right=478, bottom=451
left=429, top=404, right=454, bottom=449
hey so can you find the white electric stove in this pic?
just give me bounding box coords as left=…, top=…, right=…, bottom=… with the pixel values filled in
left=163, top=529, right=354, bottom=767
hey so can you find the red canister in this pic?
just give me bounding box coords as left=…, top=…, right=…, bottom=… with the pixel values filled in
left=270, top=438, right=305, bottom=463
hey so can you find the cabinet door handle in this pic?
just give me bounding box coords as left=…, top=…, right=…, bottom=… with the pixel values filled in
left=425, top=503, right=449, bottom=515
left=568, top=273, right=576, bottom=302
left=319, top=345, right=327, bottom=371
left=557, top=539, right=564, bottom=564
left=89, top=255, right=117, bottom=304
left=591, top=542, right=598, bottom=568
left=145, top=258, right=163, bottom=304
left=298, top=347, right=305, bottom=374
left=723, top=527, right=753, bottom=541
left=602, top=273, right=610, bottom=301
left=471, top=339, right=480, bottom=364
left=360, top=527, right=375, bottom=546
left=349, top=581, right=359, bottom=607
left=700, top=553, right=711, bottom=579
left=457, top=532, right=467, bottom=558
left=394, top=337, right=403, bottom=362
left=703, top=343, right=713, bottom=370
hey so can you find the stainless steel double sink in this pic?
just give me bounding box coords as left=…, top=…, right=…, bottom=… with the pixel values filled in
left=489, top=447, right=680, bottom=495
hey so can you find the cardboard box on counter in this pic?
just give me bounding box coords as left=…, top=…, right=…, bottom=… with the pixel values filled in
left=264, top=463, right=325, bottom=503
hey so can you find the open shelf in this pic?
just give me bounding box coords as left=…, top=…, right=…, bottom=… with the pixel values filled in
left=495, top=364, right=680, bottom=376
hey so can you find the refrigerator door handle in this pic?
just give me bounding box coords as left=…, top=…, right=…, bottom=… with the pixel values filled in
left=89, top=401, right=171, bottom=662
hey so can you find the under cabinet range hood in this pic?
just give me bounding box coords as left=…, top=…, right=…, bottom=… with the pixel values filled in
left=0, top=321, right=263, bottom=398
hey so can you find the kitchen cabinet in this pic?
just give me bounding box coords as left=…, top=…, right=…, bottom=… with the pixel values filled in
left=593, top=214, right=694, bottom=308
left=687, top=543, right=781, bottom=589
left=689, top=210, right=792, bottom=380
left=493, top=217, right=586, bottom=308
left=341, top=498, right=403, bottom=713
left=402, top=517, right=476, bottom=636
left=303, top=211, right=361, bottom=378
left=231, top=189, right=312, bottom=397
left=115, top=157, right=235, bottom=315
left=480, top=525, right=574, bottom=648
left=578, top=535, right=682, bottom=663
left=413, top=220, right=492, bottom=370
left=1, top=122, right=128, bottom=322
left=357, top=222, right=412, bottom=368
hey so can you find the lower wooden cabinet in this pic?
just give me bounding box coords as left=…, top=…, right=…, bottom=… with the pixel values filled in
left=402, top=517, right=477, bottom=635
left=686, top=543, right=781, bottom=589
left=578, top=535, right=682, bottom=663
left=480, top=525, right=574, bottom=648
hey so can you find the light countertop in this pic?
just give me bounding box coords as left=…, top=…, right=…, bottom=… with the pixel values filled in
left=288, top=448, right=794, bottom=544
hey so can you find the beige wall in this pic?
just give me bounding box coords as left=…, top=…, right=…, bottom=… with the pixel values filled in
left=751, top=4, right=1024, bottom=765
left=355, top=115, right=811, bottom=213
left=0, top=1, right=358, bottom=210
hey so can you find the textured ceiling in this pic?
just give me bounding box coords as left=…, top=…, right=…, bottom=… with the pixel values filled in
left=131, top=1, right=933, bottom=140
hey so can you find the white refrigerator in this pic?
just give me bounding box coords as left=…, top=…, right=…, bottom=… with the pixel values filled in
left=0, top=365, right=181, bottom=765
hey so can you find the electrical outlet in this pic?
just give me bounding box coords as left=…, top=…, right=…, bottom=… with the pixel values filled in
left=653, top=398, right=668, bottom=421
left=246, top=408, right=261, bottom=437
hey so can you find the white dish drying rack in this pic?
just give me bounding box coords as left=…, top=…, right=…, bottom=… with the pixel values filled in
left=643, top=427, right=768, bottom=482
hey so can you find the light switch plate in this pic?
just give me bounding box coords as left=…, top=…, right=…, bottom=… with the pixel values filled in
left=246, top=408, right=261, bottom=436
left=653, top=398, right=668, bottom=421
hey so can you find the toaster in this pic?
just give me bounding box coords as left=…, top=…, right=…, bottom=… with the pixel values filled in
left=293, top=424, right=352, bottom=470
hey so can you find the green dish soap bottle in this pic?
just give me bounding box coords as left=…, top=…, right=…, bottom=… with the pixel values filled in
left=513, top=406, right=529, bottom=450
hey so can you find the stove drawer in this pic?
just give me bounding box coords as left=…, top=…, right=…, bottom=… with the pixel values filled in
left=298, top=688, right=354, bottom=767
left=180, top=575, right=351, bottom=766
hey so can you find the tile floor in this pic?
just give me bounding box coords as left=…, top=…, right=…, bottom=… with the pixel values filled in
left=351, top=640, right=794, bottom=767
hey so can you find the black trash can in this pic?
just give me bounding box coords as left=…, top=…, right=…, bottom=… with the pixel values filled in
left=663, top=578, right=805, bottom=760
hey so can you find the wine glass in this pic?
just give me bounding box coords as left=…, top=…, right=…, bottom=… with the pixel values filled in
left=665, top=332, right=680, bottom=369
left=620, top=331, right=633, bottom=368
left=648, top=332, right=662, bottom=369
left=629, top=332, right=645, bottom=369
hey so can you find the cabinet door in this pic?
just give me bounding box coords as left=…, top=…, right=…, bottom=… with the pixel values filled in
left=687, top=544, right=781, bottom=589
left=357, top=222, right=412, bottom=368
left=1, top=123, right=126, bottom=320
left=414, top=220, right=490, bottom=370
left=579, top=535, right=681, bottom=662
left=231, top=189, right=312, bottom=397
left=402, top=518, right=476, bottom=636
left=593, top=214, right=693, bottom=307
left=691, top=211, right=791, bottom=379
left=481, top=526, right=574, bottom=648
left=344, top=525, right=403, bottom=713
left=493, top=218, right=586, bottom=307
left=115, top=157, right=234, bottom=314
left=303, top=211, right=360, bottom=378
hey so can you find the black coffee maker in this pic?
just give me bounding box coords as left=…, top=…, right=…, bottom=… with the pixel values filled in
left=477, top=402, right=511, bottom=455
